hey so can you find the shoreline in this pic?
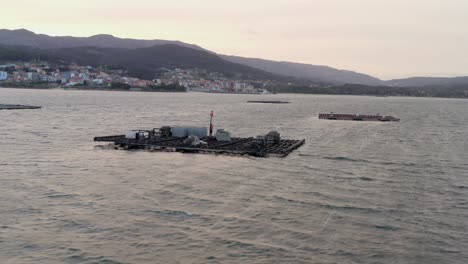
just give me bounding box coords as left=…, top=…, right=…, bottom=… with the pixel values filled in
left=1, top=86, right=467, bottom=99
left=0, top=86, right=186, bottom=93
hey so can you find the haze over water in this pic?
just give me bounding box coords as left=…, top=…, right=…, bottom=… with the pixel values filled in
left=1, top=88, right=467, bottom=263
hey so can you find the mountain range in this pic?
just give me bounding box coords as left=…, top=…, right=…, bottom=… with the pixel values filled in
left=0, top=29, right=466, bottom=87
left=0, top=44, right=294, bottom=82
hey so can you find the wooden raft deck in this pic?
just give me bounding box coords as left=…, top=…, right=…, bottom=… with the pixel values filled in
left=319, top=113, right=400, bottom=122
left=94, top=135, right=305, bottom=158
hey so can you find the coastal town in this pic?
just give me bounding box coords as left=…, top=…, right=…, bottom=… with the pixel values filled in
left=0, top=61, right=272, bottom=93
left=3, top=60, right=465, bottom=98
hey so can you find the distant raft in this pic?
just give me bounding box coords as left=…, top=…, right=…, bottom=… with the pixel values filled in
left=319, top=113, right=400, bottom=122
left=247, top=100, right=290, bottom=104
left=0, top=104, right=42, bottom=110
left=94, top=126, right=305, bottom=158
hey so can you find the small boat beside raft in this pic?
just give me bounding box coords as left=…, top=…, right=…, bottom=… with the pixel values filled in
left=319, top=113, right=400, bottom=122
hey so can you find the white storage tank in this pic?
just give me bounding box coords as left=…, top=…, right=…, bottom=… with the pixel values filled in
left=215, top=129, right=232, bottom=141
left=172, top=126, right=208, bottom=138
left=125, top=131, right=138, bottom=139
left=171, top=127, right=188, bottom=138
left=187, top=127, right=208, bottom=138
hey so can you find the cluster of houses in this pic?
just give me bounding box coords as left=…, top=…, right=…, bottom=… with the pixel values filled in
left=0, top=62, right=271, bottom=93
left=0, top=62, right=154, bottom=87
left=161, top=68, right=270, bottom=93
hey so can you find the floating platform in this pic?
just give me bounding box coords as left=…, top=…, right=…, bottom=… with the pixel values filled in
left=94, top=128, right=305, bottom=158
left=247, top=100, right=290, bottom=104
left=319, top=113, right=400, bottom=122
left=0, top=104, right=42, bottom=110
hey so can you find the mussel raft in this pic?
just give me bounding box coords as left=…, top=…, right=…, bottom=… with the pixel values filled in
left=0, top=104, right=42, bottom=110
left=94, top=127, right=305, bottom=158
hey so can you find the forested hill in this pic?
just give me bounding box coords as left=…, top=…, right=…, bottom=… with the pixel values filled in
left=0, top=44, right=308, bottom=82
left=268, top=84, right=468, bottom=98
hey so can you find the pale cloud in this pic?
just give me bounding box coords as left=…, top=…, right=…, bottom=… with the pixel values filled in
left=1, top=0, right=468, bottom=78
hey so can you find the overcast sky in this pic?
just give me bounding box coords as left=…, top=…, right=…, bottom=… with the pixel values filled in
left=2, top=0, right=468, bottom=79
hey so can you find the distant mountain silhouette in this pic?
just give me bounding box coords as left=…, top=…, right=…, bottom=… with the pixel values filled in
left=0, top=29, right=467, bottom=87
left=221, top=55, right=384, bottom=85
left=0, top=29, right=205, bottom=51
left=385, top=76, right=468, bottom=87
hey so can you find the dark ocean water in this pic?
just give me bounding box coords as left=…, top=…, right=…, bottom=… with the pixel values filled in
left=0, top=88, right=467, bottom=264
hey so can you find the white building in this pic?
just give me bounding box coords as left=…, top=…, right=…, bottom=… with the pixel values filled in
left=92, top=79, right=103, bottom=85
left=235, top=82, right=252, bottom=90
left=0, top=71, right=8, bottom=81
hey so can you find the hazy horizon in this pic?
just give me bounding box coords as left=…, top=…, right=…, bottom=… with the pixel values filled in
left=2, top=0, right=468, bottom=79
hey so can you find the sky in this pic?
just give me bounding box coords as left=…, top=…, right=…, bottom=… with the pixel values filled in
left=2, top=0, right=468, bottom=79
